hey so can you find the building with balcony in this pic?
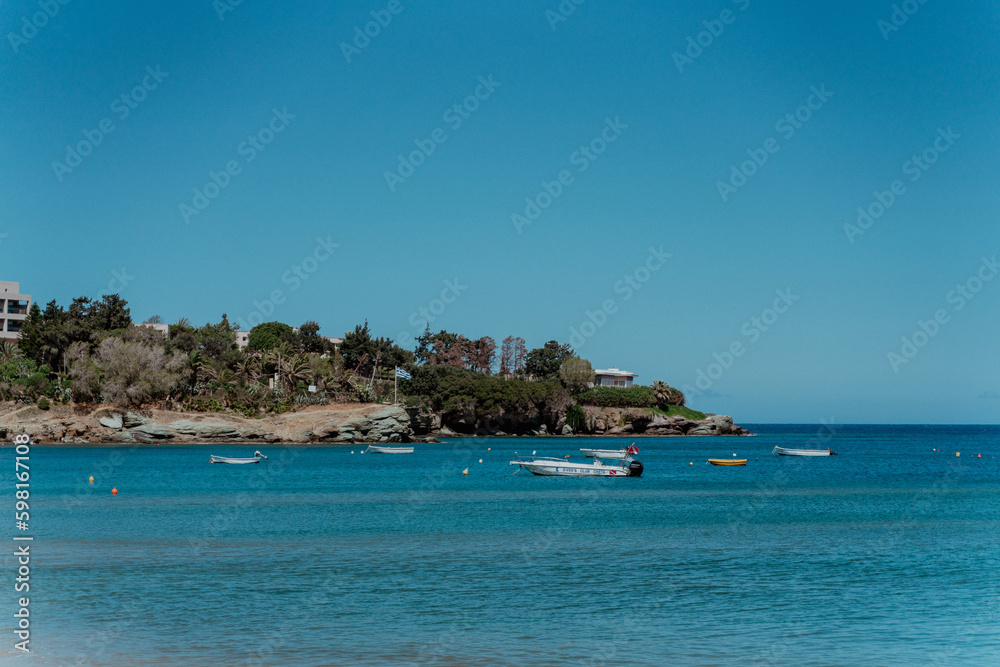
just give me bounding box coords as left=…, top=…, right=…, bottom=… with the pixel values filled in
left=593, top=367, right=637, bottom=388
left=0, top=281, right=32, bottom=342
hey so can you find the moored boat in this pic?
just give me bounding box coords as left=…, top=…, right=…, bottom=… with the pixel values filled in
left=579, top=447, right=628, bottom=459
left=364, top=445, right=414, bottom=454
left=210, top=451, right=267, bottom=464
left=708, top=458, right=746, bottom=466
left=511, top=447, right=642, bottom=477
left=772, top=446, right=836, bottom=456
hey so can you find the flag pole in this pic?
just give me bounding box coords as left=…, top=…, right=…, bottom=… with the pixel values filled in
left=394, top=370, right=397, bottom=405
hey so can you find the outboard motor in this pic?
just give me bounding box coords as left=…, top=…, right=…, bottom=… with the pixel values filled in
left=627, top=460, right=643, bottom=477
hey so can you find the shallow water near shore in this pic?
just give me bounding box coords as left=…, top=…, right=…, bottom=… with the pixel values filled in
left=2, top=425, right=999, bottom=665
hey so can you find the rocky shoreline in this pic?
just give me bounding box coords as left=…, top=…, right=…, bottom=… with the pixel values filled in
left=0, top=402, right=751, bottom=445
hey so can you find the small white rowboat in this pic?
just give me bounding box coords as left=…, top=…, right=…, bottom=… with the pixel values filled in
left=210, top=451, right=268, bottom=464
left=772, top=446, right=837, bottom=457
left=364, top=445, right=414, bottom=454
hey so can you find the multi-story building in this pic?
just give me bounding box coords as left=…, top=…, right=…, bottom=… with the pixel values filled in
left=593, top=367, right=638, bottom=388
left=0, top=281, right=32, bottom=342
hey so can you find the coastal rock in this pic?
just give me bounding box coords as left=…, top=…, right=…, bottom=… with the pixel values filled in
left=367, top=407, right=412, bottom=441
left=438, top=426, right=458, bottom=437
left=688, top=415, right=735, bottom=436
left=99, top=414, right=123, bottom=429
left=131, top=423, right=174, bottom=439
left=339, top=416, right=374, bottom=434
left=561, top=424, right=574, bottom=435
left=123, top=412, right=150, bottom=428
left=168, top=420, right=241, bottom=439
left=311, top=420, right=340, bottom=440
left=406, top=409, right=441, bottom=434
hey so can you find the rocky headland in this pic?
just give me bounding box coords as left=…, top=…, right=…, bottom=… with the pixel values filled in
left=0, top=402, right=750, bottom=445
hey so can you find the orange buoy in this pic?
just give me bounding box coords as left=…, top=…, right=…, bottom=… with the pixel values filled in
left=977, top=454, right=981, bottom=458
left=111, top=487, right=118, bottom=495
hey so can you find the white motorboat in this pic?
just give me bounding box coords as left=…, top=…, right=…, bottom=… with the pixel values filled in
left=364, top=445, right=414, bottom=454
left=771, top=446, right=836, bottom=457
left=210, top=450, right=268, bottom=464
left=510, top=448, right=643, bottom=477
left=580, top=447, right=628, bottom=459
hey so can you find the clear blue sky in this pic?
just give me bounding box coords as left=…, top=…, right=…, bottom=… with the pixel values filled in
left=2, top=0, right=998, bottom=423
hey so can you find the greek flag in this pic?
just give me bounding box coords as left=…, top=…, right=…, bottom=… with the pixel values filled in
left=395, top=367, right=412, bottom=380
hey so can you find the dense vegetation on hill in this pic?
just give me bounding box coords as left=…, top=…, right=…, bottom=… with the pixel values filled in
left=2, top=294, right=689, bottom=427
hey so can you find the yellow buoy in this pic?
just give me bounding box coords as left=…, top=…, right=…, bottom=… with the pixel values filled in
left=956, top=452, right=960, bottom=457
left=89, top=476, right=95, bottom=484
left=689, top=462, right=693, bottom=466
left=462, top=467, right=469, bottom=476
left=487, top=447, right=491, bottom=451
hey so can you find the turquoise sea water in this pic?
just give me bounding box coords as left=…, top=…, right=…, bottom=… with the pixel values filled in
left=2, top=425, right=999, bottom=666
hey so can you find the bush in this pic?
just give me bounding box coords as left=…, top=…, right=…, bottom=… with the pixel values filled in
left=37, top=397, right=50, bottom=410
left=576, top=385, right=657, bottom=408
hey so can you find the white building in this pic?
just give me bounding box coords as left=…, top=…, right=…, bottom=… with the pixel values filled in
left=0, top=281, right=32, bottom=342
left=137, top=323, right=170, bottom=337
left=593, top=367, right=637, bottom=388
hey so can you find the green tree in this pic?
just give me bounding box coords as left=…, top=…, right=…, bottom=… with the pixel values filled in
left=524, top=340, right=574, bottom=380
left=558, top=356, right=594, bottom=393
left=196, top=314, right=238, bottom=362
left=17, top=303, right=43, bottom=363
left=247, top=321, right=294, bottom=352
left=92, top=294, right=132, bottom=331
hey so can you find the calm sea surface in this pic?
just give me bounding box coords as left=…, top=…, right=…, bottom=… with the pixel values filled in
left=2, top=425, right=998, bottom=666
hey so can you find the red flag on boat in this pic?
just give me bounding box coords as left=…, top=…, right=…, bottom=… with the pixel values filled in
left=627, top=445, right=638, bottom=455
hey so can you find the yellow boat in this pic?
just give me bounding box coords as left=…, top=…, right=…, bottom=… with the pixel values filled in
left=708, top=458, right=746, bottom=466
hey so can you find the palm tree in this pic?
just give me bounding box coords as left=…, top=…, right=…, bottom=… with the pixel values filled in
left=0, top=341, right=22, bottom=363
left=236, top=355, right=261, bottom=386
left=651, top=380, right=669, bottom=404
left=283, top=354, right=310, bottom=392
left=651, top=379, right=685, bottom=407
left=266, top=341, right=295, bottom=388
